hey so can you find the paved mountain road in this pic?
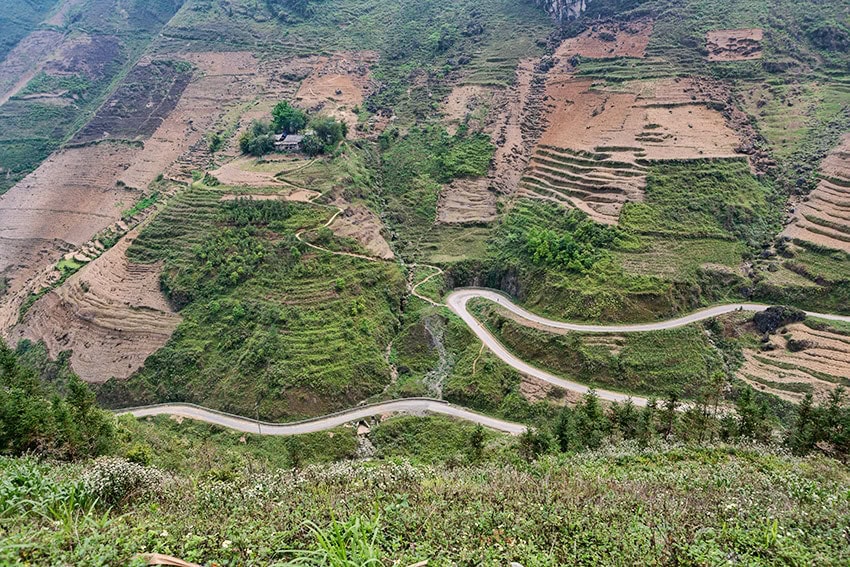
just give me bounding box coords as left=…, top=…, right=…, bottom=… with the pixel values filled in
left=446, top=288, right=850, bottom=406
left=119, top=399, right=528, bottom=435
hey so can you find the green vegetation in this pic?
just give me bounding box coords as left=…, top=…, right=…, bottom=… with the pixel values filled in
left=469, top=299, right=726, bottom=401
left=379, top=125, right=494, bottom=257
left=121, top=191, right=160, bottom=218
left=3, top=439, right=849, bottom=565
left=239, top=102, right=348, bottom=157
left=0, top=339, right=113, bottom=460
left=98, top=182, right=406, bottom=421
left=272, top=100, right=308, bottom=134
left=621, top=159, right=781, bottom=245
left=18, top=72, right=91, bottom=98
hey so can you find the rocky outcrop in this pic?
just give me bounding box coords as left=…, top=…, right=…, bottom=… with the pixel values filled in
left=531, top=0, right=590, bottom=24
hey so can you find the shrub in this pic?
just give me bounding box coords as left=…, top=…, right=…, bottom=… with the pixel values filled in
left=82, top=457, right=168, bottom=508
left=125, top=443, right=153, bottom=466
left=239, top=120, right=275, bottom=156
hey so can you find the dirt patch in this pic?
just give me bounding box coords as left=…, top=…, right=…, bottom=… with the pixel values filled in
left=442, top=85, right=496, bottom=135
left=437, top=178, right=498, bottom=224
left=706, top=29, right=763, bottom=62
left=44, top=0, right=86, bottom=27
left=555, top=19, right=654, bottom=59
left=295, top=52, right=378, bottom=134
left=0, top=30, right=64, bottom=105
left=13, top=229, right=181, bottom=383
left=329, top=204, right=394, bottom=260
left=739, top=322, right=850, bottom=402
left=782, top=134, right=850, bottom=253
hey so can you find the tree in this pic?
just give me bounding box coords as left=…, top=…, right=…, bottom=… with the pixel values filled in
left=610, top=398, right=639, bottom=440
left=309, top=115, right=348, bottom=149
left=469, top=424, right=485, bottom=461
left=788, top=393, right=818, bottom=455
left=300, top=133, right=323, bottom=157
left=574, top=390, right=609, bottom=449
left=518, top=428, right=551, bottom=462
left=734, top=386, right=772, bottom=442
left=0, top=340, right=113, bottom=459
left=553, top=406, right=575, bottom=452
left=659, top=393, right=679, bottom=440
left=239, top=120, right=275, bottom=157
left=272, top=101, right=308, bottom=134
left=636, top=398, right=657, bottom=446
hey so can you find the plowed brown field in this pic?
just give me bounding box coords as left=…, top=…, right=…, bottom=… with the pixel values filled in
left=739, top=322, right=850, bottom=402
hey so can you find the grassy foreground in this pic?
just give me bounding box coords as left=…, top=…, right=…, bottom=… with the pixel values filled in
left=1, top=441, right=848, bottom=566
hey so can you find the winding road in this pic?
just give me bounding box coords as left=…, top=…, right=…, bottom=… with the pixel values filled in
left=121, top=218, right=850, bottom=433
left=119, top=398, right=527, bottom=435
left=446, top=288, right=850, bottom=406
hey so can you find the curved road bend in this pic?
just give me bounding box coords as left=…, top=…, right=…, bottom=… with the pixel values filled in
left=446, top=288, right=850, bottom=406
left=119, top=399, right=527, bottom=436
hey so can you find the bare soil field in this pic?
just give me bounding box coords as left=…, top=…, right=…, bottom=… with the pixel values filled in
left=329, top=204, right=394, bottom=260
left=0, top=143, right=141, bottom=329
left=210, top=156, right=308, bottom=189
left=121, top=50, right=305, bottom=186
left=295, top=52, right=378, bottom=134
left=739, top=322, right=850, bottom=402
left=782, top=134, right=850, bottom=252
left=706, top=29, right=763, bottom=62
left=555, top=19, right=654, bottom=60
left=523, top=73, right=742, bottom=223
left=72, top=60, right=193, bottom=144
left=42, top=34, right=122, bottom=83
left=0, top=50, right=307, bottom=341
left=0, top=30, right=64, bottom=105
left=437, top=178, right=498, bottom=224
left=490, top=59, right=543, bottom=196
left=12, top=228, right=181, bottom=383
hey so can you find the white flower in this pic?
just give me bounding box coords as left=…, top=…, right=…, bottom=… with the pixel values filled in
left=222, top=540, right=232, bottom=549
left=160, top=530, right=169, bottom=537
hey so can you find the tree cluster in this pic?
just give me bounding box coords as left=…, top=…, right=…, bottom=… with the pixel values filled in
left=237, top=100, right=347, bottom=158
left=788, top=389, right=850, bottom=459
left=0, top=340, right=114, bottom=460
left=517, top=385, right=779, bottom=461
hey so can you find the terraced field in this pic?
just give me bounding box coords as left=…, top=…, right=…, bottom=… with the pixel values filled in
left=783, top=135, right=850, bottom=253
left=98, top=184, right=407, bottom=421
left=520, top=145, right=646, bottom=224
left=739, top=321, right=850, bottom=402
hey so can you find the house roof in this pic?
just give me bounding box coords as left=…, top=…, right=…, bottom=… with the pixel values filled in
left=281, top=134, right=304, bottom=143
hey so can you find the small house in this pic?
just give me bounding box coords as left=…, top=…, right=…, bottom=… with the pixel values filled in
left=275, top=134, right=304, bottom=152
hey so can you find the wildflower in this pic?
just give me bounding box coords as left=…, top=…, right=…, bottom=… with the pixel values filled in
left=222, top=540, right=232, bottom=549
